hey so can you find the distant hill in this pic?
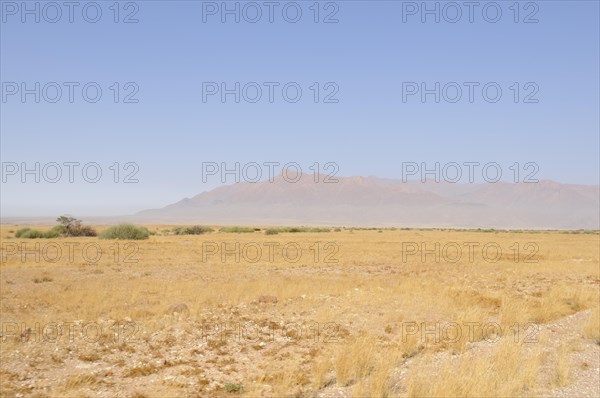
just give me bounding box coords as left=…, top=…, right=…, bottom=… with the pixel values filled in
left=128, top=175, right=599, bottom=229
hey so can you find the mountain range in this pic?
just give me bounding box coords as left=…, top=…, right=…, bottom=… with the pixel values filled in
left=128, top=174, right=599, bottom=229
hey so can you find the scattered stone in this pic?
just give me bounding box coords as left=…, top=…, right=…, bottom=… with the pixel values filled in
left=166, top=303, right=190, bottom=316
left=20, top=328, right=32, bottom=342
left=257, top=295, right=278, bottom=304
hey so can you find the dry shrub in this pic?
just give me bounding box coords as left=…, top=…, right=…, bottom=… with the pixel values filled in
left=352, top=347, right=401, bottom=397
left=334, top=335, right=377, bottom=386
left=551, top=344, right=570, bottom=387
left=407, top=337, right=540, bottom=397
left=123, top=364, right=159, bottom=377
left=532, top=285, right=598, bottom=323
left=582, top=307, right=600, bottom=344
left=63, top=373, right=98, bottom=389
left=311, top=355, right=333, bottom=389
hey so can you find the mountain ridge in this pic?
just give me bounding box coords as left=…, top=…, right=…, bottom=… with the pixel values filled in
left=131, top=175, right=599, bottom=229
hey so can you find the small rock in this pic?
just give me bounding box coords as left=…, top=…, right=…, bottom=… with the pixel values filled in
left=257, top=295, right=278, bottom=304
left=20, top=328, right=32, bottom=342
left=166, top=303, right=190, bottom=316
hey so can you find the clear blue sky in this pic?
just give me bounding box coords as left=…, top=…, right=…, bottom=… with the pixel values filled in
left=1, top=0, right=599, bottom=216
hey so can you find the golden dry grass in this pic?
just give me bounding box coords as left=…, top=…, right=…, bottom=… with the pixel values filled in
left=407, top=337, right=541, bottom=397
left=582, top=307, right=600, bottom=344
left=0, top=226, right=598, bottom=396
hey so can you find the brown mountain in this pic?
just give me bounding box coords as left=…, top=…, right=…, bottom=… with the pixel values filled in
left=132, top=174, right=599, bottom=229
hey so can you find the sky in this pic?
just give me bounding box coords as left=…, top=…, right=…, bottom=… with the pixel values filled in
left=1, top=0, right=599, bottom=216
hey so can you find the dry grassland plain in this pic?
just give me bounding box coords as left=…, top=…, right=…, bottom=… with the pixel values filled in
left=1, top=226, right=599, bottom=397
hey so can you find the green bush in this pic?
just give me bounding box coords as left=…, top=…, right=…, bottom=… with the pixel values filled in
left=172, top=225, right=213, bottom=235
left=15, top=228, right=32, bottom=238
left=173, top=227, right=183, bottom=235
left=50, top=225, right=66, bottom=235
left=219, top=226, right=255, bottom=233
left=265, top=228, right=279, bottom=235
left=185, top=225, right=213, bottom=235
left=99, top=224, right=150, bottom=240
left=20, top=229, right=48, bottom=239
left=14, top=219, right=96, bottom=239
left=15, top=227, right=61, bottom=239
left=282, top=227, right=331, bottom=233
left=43, top=228, right=62, bottom=238
left=224, top=383, right=243, bottom=393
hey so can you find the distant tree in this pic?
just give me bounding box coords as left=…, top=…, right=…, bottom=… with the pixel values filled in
left=56, top=216, right=81, bottom=237
left=55, top=215, right=96, bottom=237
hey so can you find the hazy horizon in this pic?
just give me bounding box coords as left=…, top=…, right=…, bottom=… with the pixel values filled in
left=2, top=174, right=598, bottom=230
left=1, top=172, right=599, bottom=218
